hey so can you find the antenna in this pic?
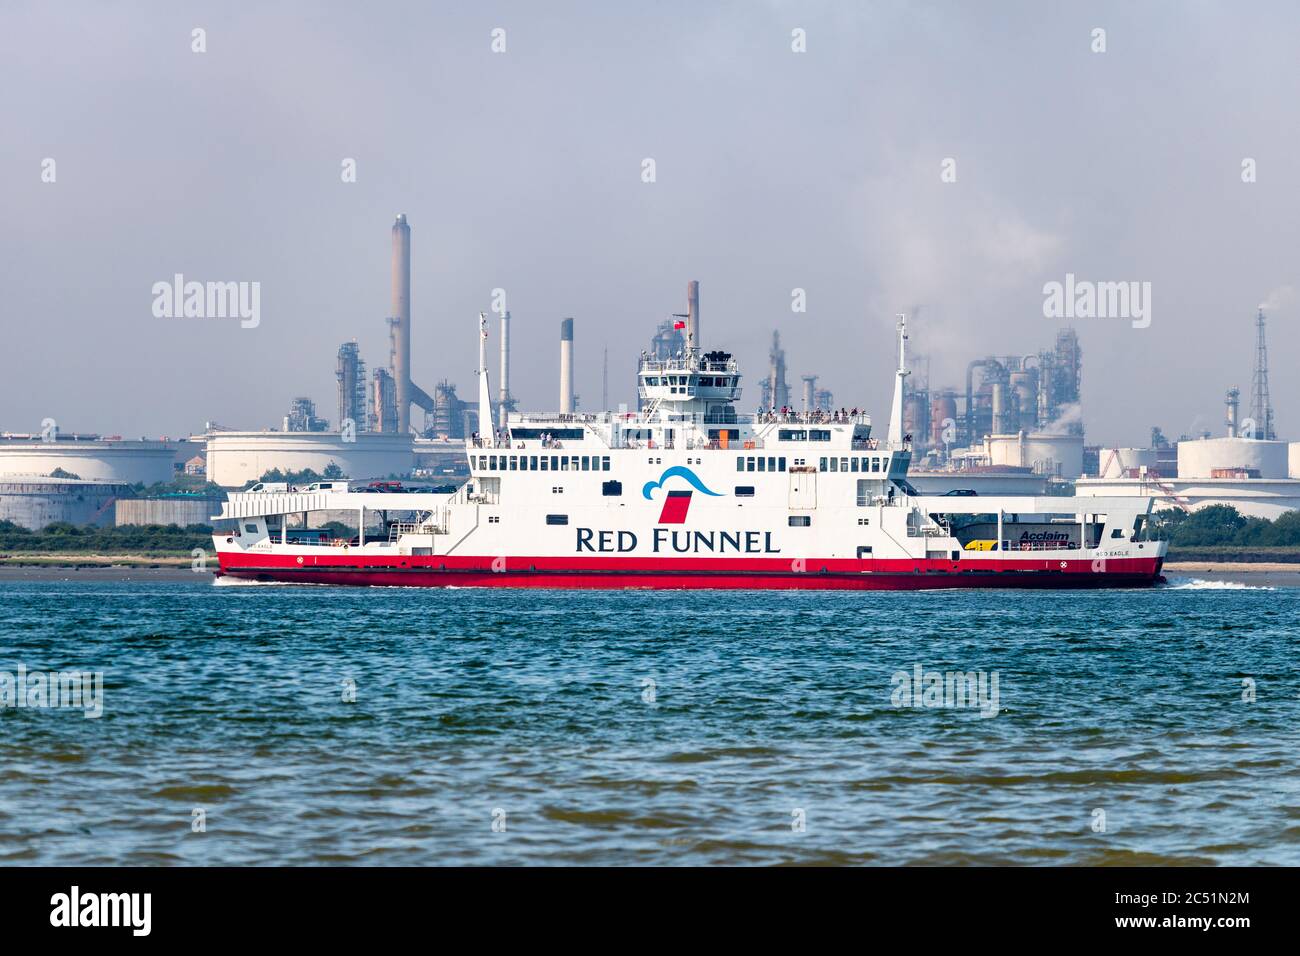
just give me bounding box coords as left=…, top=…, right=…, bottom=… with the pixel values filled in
left=1250, top=307, right=1275, bottom=439
left=602, top=346, right=609, bottom=411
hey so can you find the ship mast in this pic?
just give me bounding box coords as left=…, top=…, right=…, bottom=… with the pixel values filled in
left=477, top=312, right=493, bottom=443
left=887, top=312, right=909, bottom=445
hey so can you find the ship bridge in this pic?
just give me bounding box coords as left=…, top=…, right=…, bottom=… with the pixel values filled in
left=467, top=305, right=906, bottom=467
left=637, top=349, right=742, bottom=421
left=481, top=345, right=881, bottom=455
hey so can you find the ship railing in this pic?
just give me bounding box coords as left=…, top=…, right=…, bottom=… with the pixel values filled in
left=907, top=524, right=950, bottom=538
left=859, top=494, right=908, bottom=507
left=693, top=438, right=760, bottom=451
left=387, top=515, right=449, bottom=541
left=509, top=414, right=603, bottom=425
left=637, top=358, right=738, bottom=374
left=618, top=440, right=676, bottom=450
left=753, top=412, right=872, bottom=426
left=999, top=539, right=1081, bottom=552
left=387, top=522, right=446, bottom=542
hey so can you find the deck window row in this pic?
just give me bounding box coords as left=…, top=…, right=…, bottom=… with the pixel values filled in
left=820, top=456, right=887, bottom=473
left=477, top=454, right=611, bottom=472
left=735, top=456, right=787, bottom=472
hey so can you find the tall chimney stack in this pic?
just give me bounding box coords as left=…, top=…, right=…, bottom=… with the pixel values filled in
left=801, top=375, right=817, bottom=414
left=686, top=280, right=700, bottom=350
left=559, top=317, right=575, bottom=415
left=498, top=310, right=511, bottom=430
left=391, top=214, right=412, bottom=434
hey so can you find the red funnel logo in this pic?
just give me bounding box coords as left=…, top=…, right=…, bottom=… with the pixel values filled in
left=643, top=466, right=722, bottom=524
left=658, top=490, right=693, bottom=524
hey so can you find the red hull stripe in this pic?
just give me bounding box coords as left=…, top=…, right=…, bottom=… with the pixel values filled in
left=216, top=551, right=1163, bottom=589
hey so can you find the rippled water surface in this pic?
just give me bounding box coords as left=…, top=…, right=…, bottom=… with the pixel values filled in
left=2, top=574, right=1298, bottom=865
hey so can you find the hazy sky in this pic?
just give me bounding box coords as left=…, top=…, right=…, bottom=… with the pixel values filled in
left=3, top=1, right=1297, bottom=446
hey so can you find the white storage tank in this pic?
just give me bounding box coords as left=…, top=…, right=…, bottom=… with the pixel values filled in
left=1290, top=442, right=1300, bottom=479
left=1176, top=437, right=1288, bottom=479
left=1097, top=447, right=1158, bottom=479
left=0, top=477, right=134, bottom=530
left=116, top=497, right=226, bottom=527
left=0, top=438, right=179, bottom=484
left=984, top=432, right=1084, bottom=478
left=205, top=431, right=415, bottom=488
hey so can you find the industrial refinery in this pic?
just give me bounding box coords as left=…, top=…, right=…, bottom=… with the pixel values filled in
left=1077, top=309, right=1300, bottom=517
left=1, top=211, right=1297, bottom=529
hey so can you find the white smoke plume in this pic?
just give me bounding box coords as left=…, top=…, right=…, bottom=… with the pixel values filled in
left=1042, top=401, right=1083, bottom=435
left=1259, top=285, right=1295, bottom=312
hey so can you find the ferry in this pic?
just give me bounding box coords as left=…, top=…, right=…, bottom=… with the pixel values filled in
left=212, top=313, right=1166, bottom=589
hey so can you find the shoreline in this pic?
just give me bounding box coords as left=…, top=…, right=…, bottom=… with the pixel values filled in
left=1163, top=561, right=1300, bottom=573
left=0, top=553, right=206, bottom=568
left=0, top=555, right=217, bottom=581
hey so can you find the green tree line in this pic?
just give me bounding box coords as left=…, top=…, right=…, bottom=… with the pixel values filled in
left=0, top=521, right=214, bottom=553
left=1151, top=505, right=1300, bottom=547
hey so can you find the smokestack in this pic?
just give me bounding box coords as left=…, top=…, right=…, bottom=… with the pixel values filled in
left=498, top=310, right=511, bottom=430
left=992, top=382, right=1007, bottom=434
left=801, top=375, right=817, bottom=414
left=1225, top=386, right=1240, bottom=438
left=686, top=280, right=700, bottom=350
left=391, top=214, right=411, bottom=434
left=559, top=317, right=575, bottom=415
